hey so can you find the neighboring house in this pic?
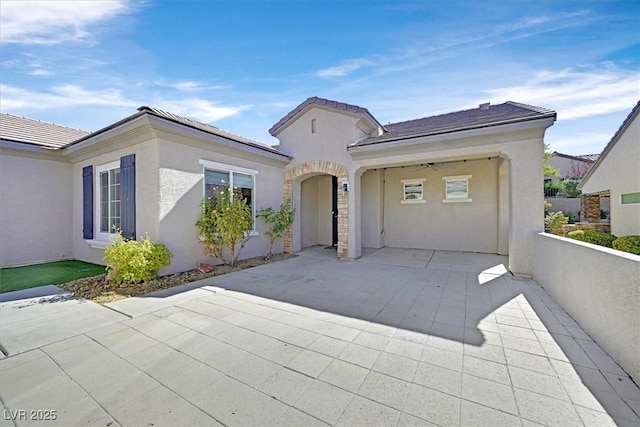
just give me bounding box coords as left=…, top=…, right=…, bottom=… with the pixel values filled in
left=547, top=151, right=597, bottom=181
left=0, top=98, right=556, bottom=276
left=579, top=101, right=640, bottom=236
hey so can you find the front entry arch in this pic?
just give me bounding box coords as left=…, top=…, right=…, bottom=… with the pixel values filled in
left=284, top=161, right=349, bottom=259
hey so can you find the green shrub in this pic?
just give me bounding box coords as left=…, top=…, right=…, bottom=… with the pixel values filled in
left=257, top=199, right=296, bottom=260
left=567, top=230, right=617, bottom=248
left=562, top=179, right=582, bottom=198
left=104, top=233, right=172, bottom=284
left=564, top=211, right=578, bottom=224
left=544, top=211, right=568, bottom=233
left=613, top=235, right=640, bottom=255
left=196, top=189, right=253, bottom=267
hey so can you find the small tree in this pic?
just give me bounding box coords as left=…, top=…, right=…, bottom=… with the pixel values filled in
left=562, top=179, right=581, bottom=198
left=257, top=199, right=296, bottom=260
left=196, top=189, right=253, bottom=267
left=544, top=144, right=559, bottom=178
left=566, top=161, right=592, bottom=179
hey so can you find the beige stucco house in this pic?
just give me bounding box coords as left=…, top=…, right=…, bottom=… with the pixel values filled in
left=0, top=97, right=556, bottom=276
left=579, top=101, right=640, bottom=236
left=547, top=151, right=597, bottom=180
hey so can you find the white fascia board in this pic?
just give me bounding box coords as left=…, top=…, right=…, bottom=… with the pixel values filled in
left=149, top=116, right=290, bottom=163
left=0, top=140, right=68, bottom=161
left=348, top=117, right=556, bottom=156
left=63, top=114, right=150, bottom=157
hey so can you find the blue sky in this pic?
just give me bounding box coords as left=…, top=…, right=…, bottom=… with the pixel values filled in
left=1, top=1, right=638, bottom=155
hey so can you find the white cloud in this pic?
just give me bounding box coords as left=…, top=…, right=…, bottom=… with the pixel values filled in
left=0, top=84, right=249, bottom=123
left=157, top=80, right=231, bottom=92
left=0, top=84, right=136, bottom=110
left=28, top=69, right=52, bottom=76
left=155, top=98, right=252, bottom=122
left=316, top=58, right=376, bottom=78
left=481, top=64, right=639, bottom=120
left=0, top=0, right=131, bottom=44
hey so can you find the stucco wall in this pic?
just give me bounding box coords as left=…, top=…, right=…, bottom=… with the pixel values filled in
left=382, top=158, right=499, bottom=253
left=155, top=133, right=287, bottom=274
left=70, top=136, right=160, bottom=267
left=533, top=232, right=640, bottom=382
left=581, top=113, right=640, bottom=236
left=0, top=151, right=73, bottom=266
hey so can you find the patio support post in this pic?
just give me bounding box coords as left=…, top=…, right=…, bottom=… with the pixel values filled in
left=347, top=170, right=362, bottom=260
left=504, top=141, right=544, bottom=277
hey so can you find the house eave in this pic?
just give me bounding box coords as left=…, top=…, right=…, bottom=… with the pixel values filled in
left=0, top=139, right=68, bottom=161
left=348, top=116, right=556, bottom=156
left=62, top=112, right=292, bottom=163
left=578, top=100, right=640, bottom=190
left=148, top=116, right=292, bottom=163
left=270, top=103, right=384, bottom=138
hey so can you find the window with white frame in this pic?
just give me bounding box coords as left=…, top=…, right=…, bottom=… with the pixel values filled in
left=96, top=162, right=121, bottom=238
left=401, top=179, right=426, bottom=204
left=443, top=175, right=472, bottom=202
left=621, top=192, right=640, bottom=205
left=200, top=159, right=258, bottom=230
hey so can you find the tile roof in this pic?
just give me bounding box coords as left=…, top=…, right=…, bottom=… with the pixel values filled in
left=352, top=101, right=556, bottom=147
left=138, top=106, right=285, bottom=156
left=552, top=151, right=598, bottom=163
left=0, top=113, right=90, bottom=149
left=269, top=96, right=384, bottom=136
left=577, top=154, right=600, bottom=162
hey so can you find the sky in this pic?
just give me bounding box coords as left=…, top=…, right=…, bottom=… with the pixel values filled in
left=1, top=1, right=639, bottom=155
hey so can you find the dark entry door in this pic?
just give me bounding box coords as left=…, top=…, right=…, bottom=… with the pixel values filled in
left=332, top=176, right=338, bottom=246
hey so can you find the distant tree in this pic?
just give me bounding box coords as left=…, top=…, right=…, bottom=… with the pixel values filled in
left=566, top=161, right=593, bottom=179
left=544, top=144, right=559, bottom=178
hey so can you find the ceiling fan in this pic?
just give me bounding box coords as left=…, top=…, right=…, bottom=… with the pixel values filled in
left=416, top=161, right=461, bottom=171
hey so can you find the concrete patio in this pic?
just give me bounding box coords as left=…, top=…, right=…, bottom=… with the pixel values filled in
left=1, top=247, right=639, bottom=426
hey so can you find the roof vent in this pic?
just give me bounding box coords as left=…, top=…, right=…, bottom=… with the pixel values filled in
left=479, top=102, right=490, bottom=110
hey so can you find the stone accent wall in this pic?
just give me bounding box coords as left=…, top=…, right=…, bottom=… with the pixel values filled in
left=562, top=222, right=611, bottom=235
left=283, top=160, right=349, bottom=260
left=580, top=194, right=602, bottom=223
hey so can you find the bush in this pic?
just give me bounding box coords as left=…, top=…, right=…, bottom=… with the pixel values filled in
left=613, top=236, right=640, bottom=255
left=562, top=179, right=582, bottom=198
left=196, top=189, right=253, bottom=267
left=565, top=211, right=578, bottom=224
left=567, top=230, right=617, bottom=248
left=257, top=199, right=296, bottom=260
left=544, top=211, right=568, bottom=233
left=104, top=233, right=172, bottom=284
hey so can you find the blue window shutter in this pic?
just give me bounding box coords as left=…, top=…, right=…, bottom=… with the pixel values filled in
left=82, top=166, right=94, bottom=239
left=120, top=154, right=136, bottom=240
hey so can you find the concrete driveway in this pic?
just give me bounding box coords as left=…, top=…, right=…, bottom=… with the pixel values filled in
left=1, top=247, right=638, bottom=426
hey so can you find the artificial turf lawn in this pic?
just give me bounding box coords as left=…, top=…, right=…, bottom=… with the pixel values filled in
left=0, top=260, right=106, bottom=293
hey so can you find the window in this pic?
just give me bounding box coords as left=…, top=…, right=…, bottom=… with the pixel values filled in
left=96, top=162, right=121, bottom=238
left=443, top=175, right=472, bottom=203
left=83, top=154, right=135, bottom=244
left=200, top=159, right=258, bottom=231
left=621, top=192, right=640, bottom=205
left=311, top=118, right=317, bottom=134
left=401, top=179, right=426, bottom=204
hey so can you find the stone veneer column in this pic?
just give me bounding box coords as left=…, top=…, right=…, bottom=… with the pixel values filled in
left=580, top=194, right=601, bottom=223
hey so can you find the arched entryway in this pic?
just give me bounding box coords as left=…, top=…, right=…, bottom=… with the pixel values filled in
left=284, top=161, right=349, bottom=259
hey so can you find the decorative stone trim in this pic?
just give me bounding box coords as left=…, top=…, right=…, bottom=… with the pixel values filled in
left=283, top=161, right=349, bottom=260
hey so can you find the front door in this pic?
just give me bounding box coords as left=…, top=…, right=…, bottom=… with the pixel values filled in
left=332, top=176, right=338, bottom=246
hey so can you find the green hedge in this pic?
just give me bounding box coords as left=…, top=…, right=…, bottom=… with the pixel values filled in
left=567, top=230, right=617, bottom=248
left=613, top=235, right=640, bottom=255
